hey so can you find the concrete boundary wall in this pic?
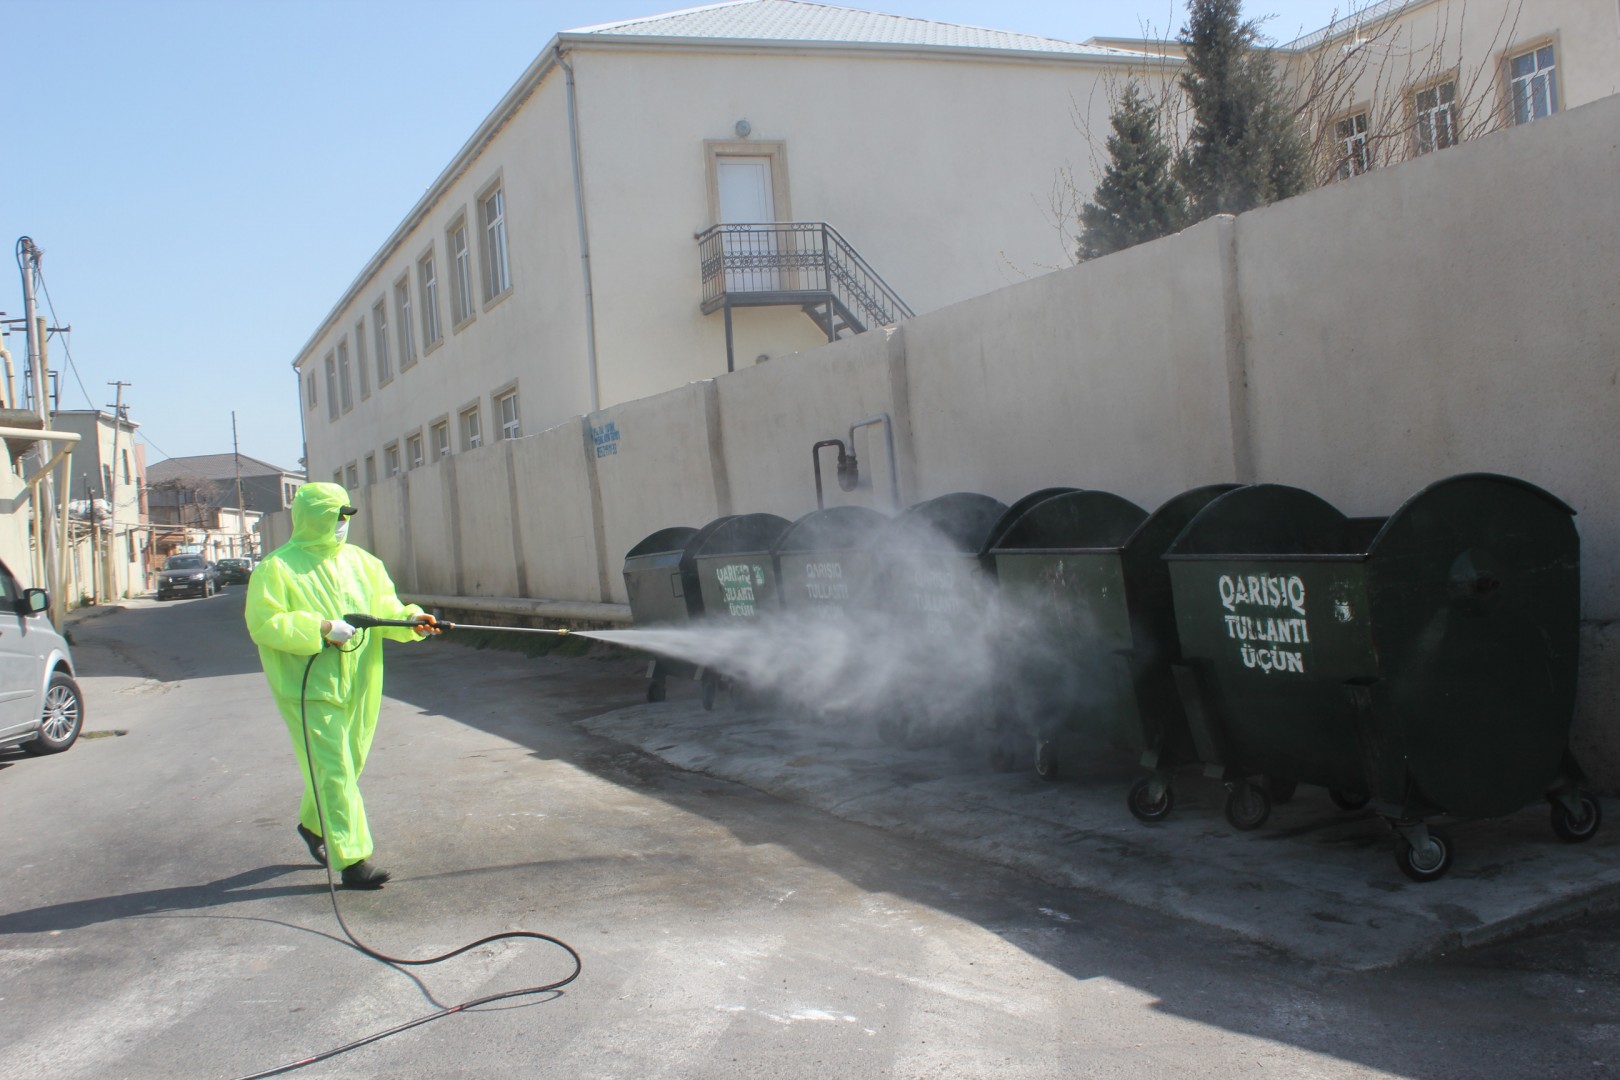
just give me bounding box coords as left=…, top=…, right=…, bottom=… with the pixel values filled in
left=264, top=95, right=1620, bottom=783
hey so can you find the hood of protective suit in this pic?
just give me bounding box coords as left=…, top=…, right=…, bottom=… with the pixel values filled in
left=289, top=482, right=352, bottom=550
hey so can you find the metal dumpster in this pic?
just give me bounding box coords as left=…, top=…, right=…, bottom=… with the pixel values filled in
left=692, top=512, right=794, bottom=708
left=623, top=520, right=729, bottom=702
left=774, top=505, right=889, bottom=619
left=1165, top=474, right=1597, bottom=881
left=988, top=485, right=1237, bottom=818
left=872, top=492, right=1008, bottom=746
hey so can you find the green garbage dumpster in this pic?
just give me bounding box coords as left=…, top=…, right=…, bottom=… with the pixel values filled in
left=692, top=512, right=794, bottom=709
left=988, top=485, right=1237, bottom=818
left=1165, top=474, right=1596, bottom=881
left=623, top=521, right=727, bottom=702
left=774, top=505, right=890, bottom=620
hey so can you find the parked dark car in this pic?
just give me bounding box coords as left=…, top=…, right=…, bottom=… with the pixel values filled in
left=156, top=555, right=221, bottom=600
left=0, top=557, right=83, bottom=756
left=216, top=558, right=253, bottom=585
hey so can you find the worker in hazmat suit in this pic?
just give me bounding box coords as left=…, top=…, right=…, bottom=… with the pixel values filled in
left=245, top=482, right=438, bottom=888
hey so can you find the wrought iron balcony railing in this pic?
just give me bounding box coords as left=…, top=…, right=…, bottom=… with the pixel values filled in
left=697, top=222, right=913, bottom=352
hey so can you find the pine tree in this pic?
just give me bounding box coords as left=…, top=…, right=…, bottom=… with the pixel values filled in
left=1177, top=0, right=1309, bottom=220
left=1077, top=84, right=1189, bottom=261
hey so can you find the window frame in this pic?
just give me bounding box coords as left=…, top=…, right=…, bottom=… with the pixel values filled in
left=493, top=383, right=521, bottom=441
left=354, top=318, right=371, bottom=400
left=478, top=178, right=512, bottom=308
left=373, top=298, right=393, bottom=386
left=394, top=274, right=417, bottom=370
left=384, top=441, right=401, bottom=478
left=306, top=369, right=318, bottom=412
left=1410, top=74, right=1458, bottom=156
left=431, top=418, right=451, bottom=460
left=448, top=212, right=476, bottom=331
left=405, top=430, right=425, bottom=471
left=1505, top=39, right=1560, bottom=127
left=337, top=339, right=355, bottom=413
left=364, top=453, right=377, bottom=485
left=1330, top=107, right=1372, bottom=180
left=418, top=246, right=443, bottom=354
left=344, top=462, right=359, bottom=490
left=460, top=403, right=483, bottom=451
left=324, top=352, right=339, bottom=421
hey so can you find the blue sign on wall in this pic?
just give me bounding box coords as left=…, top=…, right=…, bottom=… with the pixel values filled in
left=591, top=420, right=621, bottom=459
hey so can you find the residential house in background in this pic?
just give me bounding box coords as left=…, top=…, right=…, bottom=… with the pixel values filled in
left=146, top=452, right=304, bottom=563
left=52, top=409, right=148, bottom=602
left=292, top=0, right=1616, bottom=488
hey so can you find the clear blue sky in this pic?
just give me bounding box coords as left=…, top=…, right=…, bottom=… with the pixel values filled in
left=3, top=0, right=1352, bottom=473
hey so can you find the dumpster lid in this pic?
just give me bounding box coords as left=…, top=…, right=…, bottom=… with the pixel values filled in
left=1363, top=472, right=1577, bottom=556
left=884, top=492, right=1008, bottom=554
left=776, top=505, right=889, bottom=554
left=1164, top=484, right=1367, bottom=559
left=694, top=512, right=794, bottom=557
left=624, top=526, right=699, bottom=561
left=987, top=490, right=1146, bottom=553
left=981, top=487, right=1081, bottom=552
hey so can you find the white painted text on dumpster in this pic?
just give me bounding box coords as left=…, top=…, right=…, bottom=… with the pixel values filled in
left=1218, top=573, right=1310, bottom=675
left=715, top=563, right=765, bottom=617
left=803, top=561, right=851, bottom=603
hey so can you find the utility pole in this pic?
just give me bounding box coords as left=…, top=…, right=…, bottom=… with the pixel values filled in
left=106, top=381, right=131, bottom=598
left=231, top=411, right=246, bottom=558
left=16, top=238, right=57, bottom=593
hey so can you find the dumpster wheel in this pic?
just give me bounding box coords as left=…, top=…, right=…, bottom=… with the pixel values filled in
left=1329, top=788, right=1371, bottom=811
left=1034, top=739, right=1059, bottom=781
left=1128, top=776, right=1175, bottom=823
left=1550, top=793, right=1603, bottom=843
left=1224, top=780, right=1272, bottom=831
left=1394, top=826, right=1454, bottom=883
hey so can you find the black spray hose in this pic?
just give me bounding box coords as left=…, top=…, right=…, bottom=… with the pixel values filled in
left=230, top=634, right=581, bottom=1080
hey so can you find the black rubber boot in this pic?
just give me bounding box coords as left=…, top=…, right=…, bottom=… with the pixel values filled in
left=297, top=824, right=326, bottom=866
left=340, top=860, right=391, bottom=889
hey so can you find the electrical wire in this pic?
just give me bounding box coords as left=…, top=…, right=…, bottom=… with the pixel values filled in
left=32, top=264, right=97, bottom=412
left=230, top=633, right=581, bottom=1080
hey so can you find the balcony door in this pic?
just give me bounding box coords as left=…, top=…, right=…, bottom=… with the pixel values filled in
left=717, top=156, right=778, bottom=293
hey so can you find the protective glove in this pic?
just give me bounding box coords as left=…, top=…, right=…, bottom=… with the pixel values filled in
left=413, top=613, right=441, bottom=637
left=323, top=618, right=356, bottom=644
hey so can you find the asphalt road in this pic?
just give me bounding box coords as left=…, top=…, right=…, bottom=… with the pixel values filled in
left=1, top=588, right=1617, bottom=1079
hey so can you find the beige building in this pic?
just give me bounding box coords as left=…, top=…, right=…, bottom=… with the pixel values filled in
left=293, top=0, right=1615, bottom=490
left=52, top=409, right=148, bottom=602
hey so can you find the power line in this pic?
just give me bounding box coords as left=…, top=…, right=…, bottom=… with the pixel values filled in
left=31, top=265, right=95, bottom=411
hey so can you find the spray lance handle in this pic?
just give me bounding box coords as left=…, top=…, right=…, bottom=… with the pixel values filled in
left=344, top=613, right=452, bottom=633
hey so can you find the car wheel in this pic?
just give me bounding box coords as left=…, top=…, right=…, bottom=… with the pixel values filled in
left=22, top=670, right=84, bottom=755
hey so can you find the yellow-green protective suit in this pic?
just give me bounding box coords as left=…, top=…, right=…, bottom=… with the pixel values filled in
left=244, top=483, right=424, bottom=870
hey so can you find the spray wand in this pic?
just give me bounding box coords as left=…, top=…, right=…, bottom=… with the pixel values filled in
left=344, top=613, right=573, bottom=636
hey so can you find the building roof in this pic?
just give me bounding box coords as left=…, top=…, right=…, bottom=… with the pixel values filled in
left=146, top=453, right=301, bottom=483
left=572, top=0, right=1146, bottom=56
left=1280, top=0, right=1421, bottom=50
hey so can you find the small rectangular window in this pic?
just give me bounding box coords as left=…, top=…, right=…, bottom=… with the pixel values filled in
left=384, top=443, right=400, bottom=477
left=364, top=453, right=377, bottom=485
left=345, top=463, right=359, bottom=489
left=306, top=370, right=318, bottom=411
left=461, top=406, right=482, bottom=450
left=1510, top=44, right=1558, bottom=125
left=324, top=353, right=339, bottom=420
left=1413, top=81, right=1456, bottom=154
left=418, top=251, right=442, bottom=348
left=480, top=185, right=510, bottom=300
left=406, top=433, right=424, bottom=470
left=496, top=389, right=521, bottom=440
left=432, top=421, right=450, bottom=459
left=354, top=320, right=371, bottom=399
left=395, top=276, right=417, bottom=368
left=337, top=341, right=354, bottom=412
left=449, top=219, right=474, bottom=327
left=373, top=299, right=393, bottom=384
left=333, top=470, right=343, bottom=485
left=122, top=449, right=131, bottom=484
left=1334, top=112, right=1370, bottom=179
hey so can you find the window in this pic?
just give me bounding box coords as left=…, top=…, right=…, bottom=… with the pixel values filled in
left=121, top=449, right=131, bottom=484
left=384, top=443, right=401, bottom=477
left=395, top=276, right=417, bottom=369
left=480, top=184, right=510, bottom=301
left=337, top=340, right=354, bottom=412
left=354, top=320, right=371, bottom=399
left=449, top=218, right=474, bottom=327
left=460, top=405, right=482, bottom=450
left=1509, top=44, right=1558, bottom=125
left=432, top=420, right=450, bottom=459
left=373, top=299, right=392, bottom=385
left=496, top=388, right=521, bottom=440
left=418, top=251, right=442, bottom=349
left=345, top=463, right=359, bottom=489
left=405, top=433, right=424, bottom=470
left=1334, top=111, right=1370, bottom=178
left=306, top=370, right=318, bottom=411
left=333, top=470, right=343, bottom=485
left=102, top=464, right=112, bottom=493
left=1414, top=81, right=1456, bottom=155
left=364, top=453, right=377, bottom=485
left=324, top=352, right=339, bottom=420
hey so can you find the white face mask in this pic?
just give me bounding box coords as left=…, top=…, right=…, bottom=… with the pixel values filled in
left=334, top=519, right=350, bottom=543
